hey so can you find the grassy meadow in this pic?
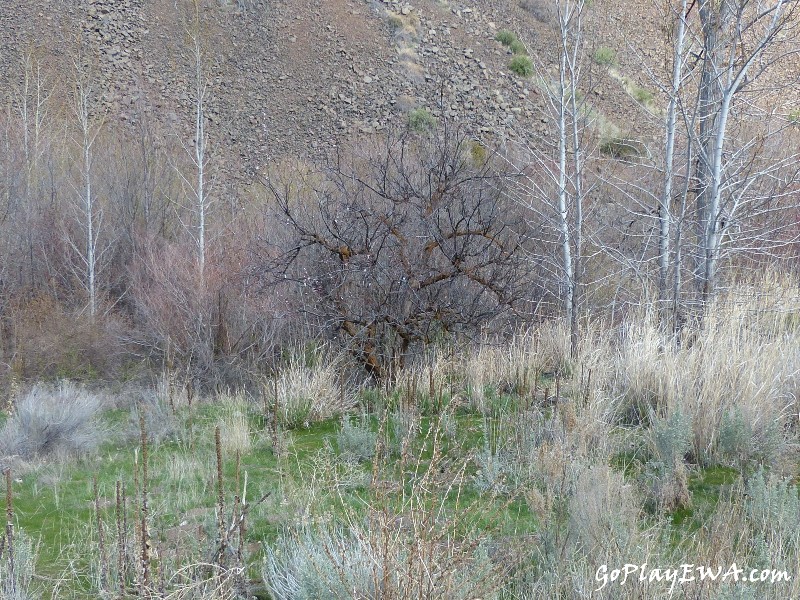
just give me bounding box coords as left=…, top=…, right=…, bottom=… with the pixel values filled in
left=1, top=277, right=800, bottom=599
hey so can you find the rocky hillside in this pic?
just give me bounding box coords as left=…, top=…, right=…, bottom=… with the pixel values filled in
left=1, top=0, right=796, bottom=182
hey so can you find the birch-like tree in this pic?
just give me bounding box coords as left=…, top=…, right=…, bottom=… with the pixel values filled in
left=68, top=54, right=108, bottom=320
left=512, top=0, right=594, bottom=357
left=175, top=0, right=213, bottom=282
left=635, top=0, right=800, bottom=326
left=691, top=0, right=799, bottom=302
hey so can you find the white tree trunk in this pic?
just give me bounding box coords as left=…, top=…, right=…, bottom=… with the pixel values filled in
left=659, top=0, right=688, bottom=323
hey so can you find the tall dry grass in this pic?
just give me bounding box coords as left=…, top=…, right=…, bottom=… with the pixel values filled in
left=271, top=347, right=357, bottom=428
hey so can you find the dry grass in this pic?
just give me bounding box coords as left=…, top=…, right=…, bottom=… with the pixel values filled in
left=272, top=347, right=356, bottom=428
left=216, top=394, right=252, bottom=456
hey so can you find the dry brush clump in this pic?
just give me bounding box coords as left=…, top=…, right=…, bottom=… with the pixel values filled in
left=604, top=281, right=800, bottom=467
left=270, top=347, right=357, bottom=428
left=0, top=382, right=106, bottom=462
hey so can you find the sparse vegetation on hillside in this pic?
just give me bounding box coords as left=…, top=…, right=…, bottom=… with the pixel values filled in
left=594, top=45, right=616, bottom=65
left=407, top=106, right=436, bottom=132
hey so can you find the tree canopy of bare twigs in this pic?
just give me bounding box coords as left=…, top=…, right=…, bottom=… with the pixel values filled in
left=259, top=125, right=531, bottom=379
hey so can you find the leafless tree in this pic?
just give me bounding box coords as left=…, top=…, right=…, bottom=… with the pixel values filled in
left=509, top=0, right=596, bottom=356
left=67, top=51, right=109, bottom=321
left=176, top=0, right=214, bottom=282
left=690, top=0, right=800, bottom=302
left=259, top=126, right=530, bottom=379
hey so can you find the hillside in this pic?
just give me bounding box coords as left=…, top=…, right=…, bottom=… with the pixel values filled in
left=0, top=0, right=699, bottom=180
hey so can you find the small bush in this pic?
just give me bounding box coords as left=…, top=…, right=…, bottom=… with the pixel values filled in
left=495, top=29, right=517, bottom=46
left=594, top=46, right=616, bottom=66
left=128, top=392, right=178, bottom=445
left=509, top=39, right=527, bottom=55
left=632, top=86, right=654, bottom=105
left=646, top=458, right=692, bottom=512
left=391, top=407, right=420, bottom=455
left=0, top=382, right=105, bottom=460
left=746, top=468, right=800, bottom=541
left=0, top=530, right=36, bottom=599
left=508, top=55, right=534, bottom=77
left=407, top=107, right=436, bottom=132
left=473, top=446, right=513, bottom=494
left=387, top=13, right=404, bottom=32
left=651, top=410, right=692, bottom=466
left=337, top=415, right=377, bottom=464
left=599, top=136, right=643, bottom=160
left=469, top=141, right=489, bottom=166
left=718, top=408, right=781, bottom=470
left=263, top=521, right=502, bottom=600
left=789, top=108, right=800, bottom=125
left=569, top=464, right=640, bottom=553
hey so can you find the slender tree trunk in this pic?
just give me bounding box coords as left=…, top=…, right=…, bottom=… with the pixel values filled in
left=193, top=32, right=207, bottom=282
left=659, top=0, right=688, bottom=325
left=557, top=44, right=574, bottom=332
left=568, top=8, right=584, bottom=359
left=84, top=124, right=96, bottom=319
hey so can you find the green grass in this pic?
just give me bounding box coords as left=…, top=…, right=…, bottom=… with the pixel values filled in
left=509, top=55, right=534, bottom=78
left=12, top=391, right=543, bottom=597
left=495, top=29, right=517, bottom=46
left=668, top=466, right=740, bottom=530
left=509, top=39, right=527, bottom=55
left=594, top=46, right=616, bottom=66
left=9, top=345, right=800, bottom=599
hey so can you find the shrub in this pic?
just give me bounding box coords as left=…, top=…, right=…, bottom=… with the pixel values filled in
left=469, top=141, right=488, bottom=166
left=594, top=46, right=616, bottom=66
left=509, top=39, right=527, bottom=55
left=599, top=136, right=643, bottom=160
left=0, top=382, right=105, bottom=460
left=508, top=55, right=534, bottom=77
left=746, top=468, right=800, bottom=542
left=128, top=392, right=178, bottom=446
left=651, top=410, right=692, bottom=466
left=718, top=408, right=781, bottom=470
left=337, top=415, right=377, bottom=463
left=0, top=530, right=36, bottom=599
left=390, top=407, right=420, bottom=455
left=407, top=107, right=436, bottom=132
left=495, top=29, right=517, bottom=46
left=631, top=85, right=654, bottom=105
left=473, top=446, right=513, bottom=494
left=387, top=13, right=404, bottom=32
left=569, top=464, right=640, bottom=553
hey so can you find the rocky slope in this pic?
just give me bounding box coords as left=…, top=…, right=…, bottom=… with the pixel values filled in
left=1, top=0, right=796, bottom=183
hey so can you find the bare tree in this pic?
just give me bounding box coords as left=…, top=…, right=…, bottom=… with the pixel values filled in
left=260, top=126, right=529, bottom=379
left=658, top=0, right=690, bottom=323
left=690, top=0, right=800, bottom=301
left=510, top=0, right=595, bottom=357
left=174, top=0, right=213, bottom=282
left=67, top=52, right=108, bottom=320
left=618, top=0, right=800, bottom=326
